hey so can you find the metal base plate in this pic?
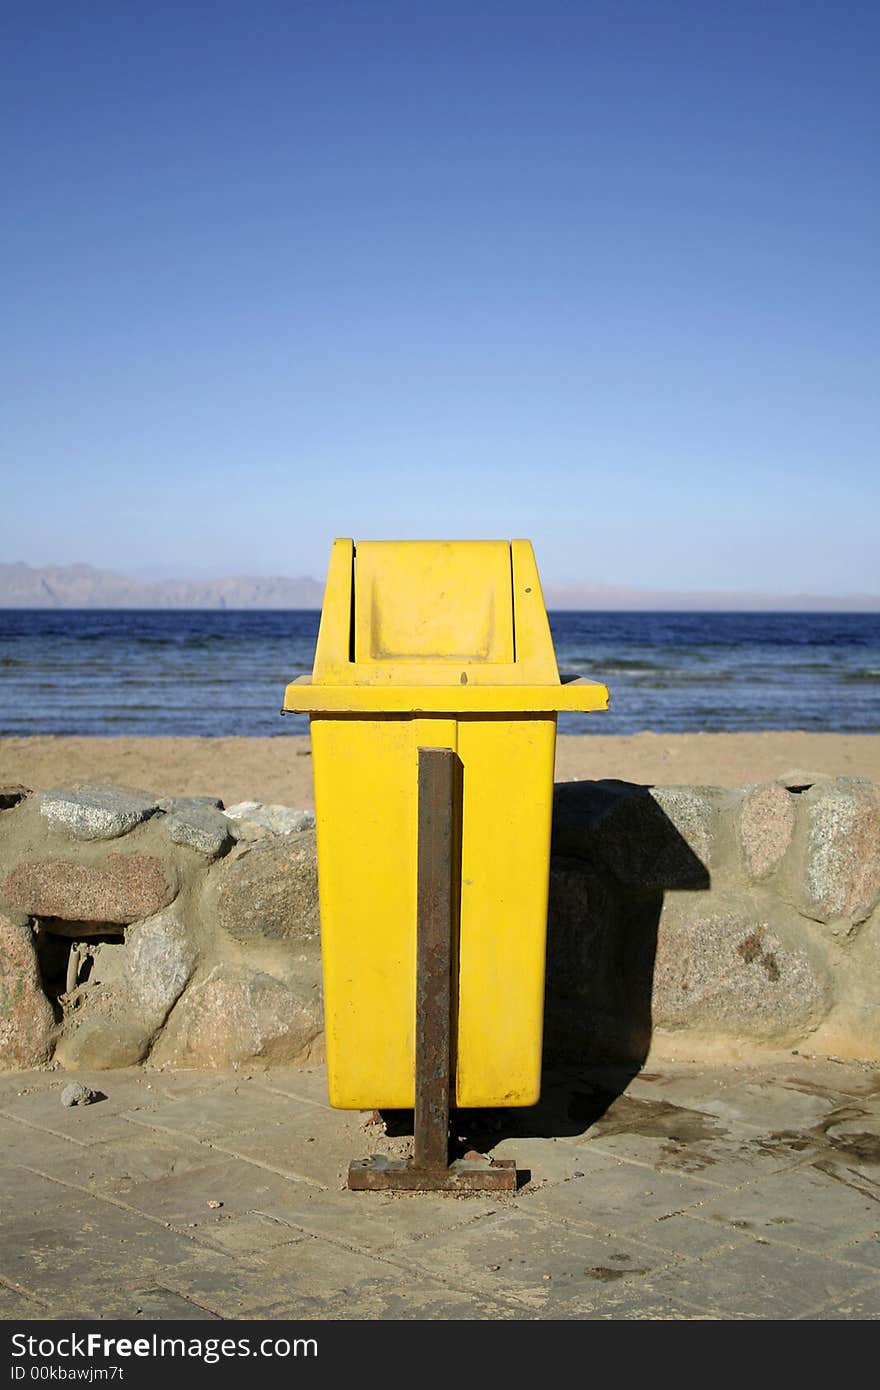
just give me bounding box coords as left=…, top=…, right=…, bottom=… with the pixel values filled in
left=348, top=1154, right=518, bottom=1193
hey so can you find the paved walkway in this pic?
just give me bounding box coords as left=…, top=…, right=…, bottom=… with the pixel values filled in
left=0, top=1056, right=878, bottom=1320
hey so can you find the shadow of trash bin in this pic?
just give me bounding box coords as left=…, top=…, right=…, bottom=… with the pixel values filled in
left=544, top=778, right=712, bottom=1069
left=383, top=778, right=712, bottom=1158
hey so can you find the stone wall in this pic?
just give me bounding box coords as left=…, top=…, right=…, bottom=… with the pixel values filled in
left=0, top=775, right=878, bottom=1072
left=0, top=787, right=323, bottom=1071
left=548, top=773, right=880, bottom=1064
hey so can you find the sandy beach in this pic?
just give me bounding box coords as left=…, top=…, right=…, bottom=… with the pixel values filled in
left=1, top=732, right=878, bottom=808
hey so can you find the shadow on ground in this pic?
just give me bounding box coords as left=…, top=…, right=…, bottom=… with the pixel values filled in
left=382, top=778, right=712, bottom=1157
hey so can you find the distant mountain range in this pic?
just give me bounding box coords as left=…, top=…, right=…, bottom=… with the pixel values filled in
left=0, top=561, right=877, bottom=611
left=0, top=562, right=324, bottom=610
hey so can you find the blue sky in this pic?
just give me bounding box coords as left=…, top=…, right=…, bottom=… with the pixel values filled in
left=2, top=1, right=878, bottom=595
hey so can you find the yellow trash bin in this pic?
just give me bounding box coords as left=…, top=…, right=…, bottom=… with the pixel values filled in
left=284, top=538, right=608, bottom=1112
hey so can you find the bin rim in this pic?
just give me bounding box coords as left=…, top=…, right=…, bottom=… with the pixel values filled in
left=282, top=673, right=609, bottom=715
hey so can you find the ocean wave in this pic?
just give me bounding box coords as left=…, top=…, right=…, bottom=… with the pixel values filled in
left=2, top=608, right=877, bottom=736
left=557, top=655, right=666, bottom=672
left=603, top=670, right=737, bottom=684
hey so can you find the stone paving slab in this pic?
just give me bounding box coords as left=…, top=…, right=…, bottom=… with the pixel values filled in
left=0, top=1110, right=142, bottom=1152
left=0, top=1123, right=88, bottom=1174
left=200, top=1105, right=374, bottom=1188
left=0, top=1164, right=68, bottom=1211
left=158, top=1237, right=517, bottom=1321
left=383, top=1207, right=686, bottom=1316
left=94, top=1287, right=223, bottom=1321
left=488, top=1133, right=597, bottom=1184
left=40, top=1283, right=221, bottom=1323
left=129, top=1070, right=231, bottom=1103
left=111, top=1159, right=315, bottom=1239
left=0, top=1195, right=208, bottom=1302
left=619, top=1239, right=880, bottom=1320
left=578, top=1064, right=748, bottom=1110
left=0, top=1068, right=220, bottom=1109
left=183, top=1212, right=312, bottom=1259
left=0, top=1072, right=158, bottom=1126
left=519, top=1158, right=723, bottom=1236
left=6, top=1128, right=217, bottom=1191
left=815, top=1290, right=880, bottom=1319
left=595, top=1209, right=754, bottom=1262
left=251, top=1066, right=340, bottom=1108
left=687, top=1166, right=880, bottom=1255
left=832, top=1233, right=880, bottom=1274
left=0, top=1284, right=35, bottom=1317
left=252, top=1184, right=503, bottom=1253
left=0, top=1057, right=877, bottom=1321
left=689, top=1081, right=842, bottom=1131
left=119, top=1083, right=320, bottom=1141
left=579, top=1117, right=822, bottom=1188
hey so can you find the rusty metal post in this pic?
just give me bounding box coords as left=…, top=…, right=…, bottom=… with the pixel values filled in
left=413, top=747, right=455, bottom=1170
left=347, top=747, right=517, bottom=1192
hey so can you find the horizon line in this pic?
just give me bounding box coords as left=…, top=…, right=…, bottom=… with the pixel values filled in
left=2, top=604, right=878, bottom=615
left=1, top=559, right=877, bottom=613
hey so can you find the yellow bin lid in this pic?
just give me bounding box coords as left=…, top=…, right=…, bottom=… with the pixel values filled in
left=283, top=539, right=609, bottom=714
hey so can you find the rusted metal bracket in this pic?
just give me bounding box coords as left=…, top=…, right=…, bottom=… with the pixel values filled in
left=348, top=1152, right=517, bottom=1191
left=348, top=746, right=518, bottom=1193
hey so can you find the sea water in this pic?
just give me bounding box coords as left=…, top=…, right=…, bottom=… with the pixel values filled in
left=0, top=609, right=877, bottom=737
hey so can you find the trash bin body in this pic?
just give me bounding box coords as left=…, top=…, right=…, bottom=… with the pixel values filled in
left=284, top=539, right=608, bottom=1110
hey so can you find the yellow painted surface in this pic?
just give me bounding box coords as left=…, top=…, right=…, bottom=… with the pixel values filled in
left=310, top=716, right=453, bottom=1108
left=456, top=716, right=556, bottom=1107
left=354, top=540, right=514, bottom=666
left=285, top=674, right=608, bottom=714
left=285, top=539, right=608, bottom=1109
left=299, top=537, right=584, bottom=690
